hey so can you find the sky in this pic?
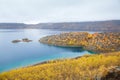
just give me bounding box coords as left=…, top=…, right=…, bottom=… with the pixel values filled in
left=0, top=0, right=120, bottom=24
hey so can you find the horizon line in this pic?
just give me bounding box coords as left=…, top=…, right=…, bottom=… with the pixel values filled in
left=0, top=19, right=120, bottom=25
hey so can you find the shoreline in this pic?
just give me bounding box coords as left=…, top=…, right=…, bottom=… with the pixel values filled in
left=1, top=51, right=120, bottom=80
left=39, top=32, right=120, bottom=53
left=30, top=53, right=93, bottom=67
left=27, top=50, right=120, bottom=68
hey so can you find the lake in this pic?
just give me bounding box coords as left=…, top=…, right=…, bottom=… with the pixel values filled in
left=0, top=29, right=94, bottom=73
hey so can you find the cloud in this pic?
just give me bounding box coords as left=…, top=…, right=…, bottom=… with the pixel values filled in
left=0, top=0, right=120, bottom=23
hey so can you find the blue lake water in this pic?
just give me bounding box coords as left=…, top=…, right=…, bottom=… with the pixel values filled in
left=0, top=29, right=94, bottom=73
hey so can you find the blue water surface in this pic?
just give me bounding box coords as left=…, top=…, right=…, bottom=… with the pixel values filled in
left=0, top=29, right=94, bottom=72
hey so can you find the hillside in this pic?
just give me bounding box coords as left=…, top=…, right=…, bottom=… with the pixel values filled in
left=0, top=52, right=120, bottom=80
left=0, top=20, right=120, bottom=31
left=35, top=20, right=120, bottom=31
left=0, top=23, right=27, bottom=29
left=39, top=32, right=120, bottom=53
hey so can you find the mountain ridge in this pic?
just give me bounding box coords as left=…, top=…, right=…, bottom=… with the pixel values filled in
left=0, top=20, right=120, bottom=31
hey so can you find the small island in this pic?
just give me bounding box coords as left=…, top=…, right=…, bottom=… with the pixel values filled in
left=12, top=40, right=21, bottom=43
left=12, top=38, right=32, bottom=43
left=39, top=32, right=120, bottom=53
left=22, top=38, right=32, bottom=42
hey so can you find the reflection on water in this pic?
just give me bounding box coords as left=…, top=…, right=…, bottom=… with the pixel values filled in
left=0, top=29, right=94, bottom=73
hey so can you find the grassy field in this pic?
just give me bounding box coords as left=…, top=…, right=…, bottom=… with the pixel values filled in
left=0, top=52, right=120, bottom=80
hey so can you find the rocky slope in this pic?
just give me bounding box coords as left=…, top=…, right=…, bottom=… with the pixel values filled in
left=39, top=32, right=120, bottom=53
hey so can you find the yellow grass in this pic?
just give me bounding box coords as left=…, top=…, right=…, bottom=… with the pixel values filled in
left=0, top=52, right=120, bottom=80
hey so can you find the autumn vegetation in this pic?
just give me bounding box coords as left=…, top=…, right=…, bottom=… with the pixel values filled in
left=0, top=52, right=120, bottom=80
left=0, top=32, right=120, bottom=80
left=39, top=32, right=120, bottom=53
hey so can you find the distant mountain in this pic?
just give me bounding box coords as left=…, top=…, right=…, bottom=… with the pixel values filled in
left=0, top=20, right=120, bottom=31
left=0, top=23, right=27, bottom=29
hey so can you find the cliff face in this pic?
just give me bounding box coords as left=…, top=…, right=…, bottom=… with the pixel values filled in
left=0, top=20, right=120, bottom=31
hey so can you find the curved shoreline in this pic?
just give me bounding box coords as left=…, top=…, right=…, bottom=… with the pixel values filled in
left=1, top=51, right=120, bottom=80
left=39, top=32, right=120, bottom=53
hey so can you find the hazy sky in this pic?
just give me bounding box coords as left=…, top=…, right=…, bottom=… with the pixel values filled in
left=0, top=0, right=120, bottom=23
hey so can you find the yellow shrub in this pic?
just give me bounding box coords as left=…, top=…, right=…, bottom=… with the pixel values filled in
left=0, top=52, right=120, bottom=80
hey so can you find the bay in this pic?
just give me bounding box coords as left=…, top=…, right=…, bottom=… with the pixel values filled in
left=0, top=29, right=94, bottom=72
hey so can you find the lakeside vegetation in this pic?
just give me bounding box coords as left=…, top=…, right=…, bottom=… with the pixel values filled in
left=0, top=51, right=120, bottom=80
left=1, top=32, right=120, bottom=80
left=39, top=32, right=120, bottom=53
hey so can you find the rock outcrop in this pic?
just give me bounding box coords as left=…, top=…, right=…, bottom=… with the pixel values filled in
left=12, top=38, right=32, bottom=43
left=100, top=66, right=120, bottom=80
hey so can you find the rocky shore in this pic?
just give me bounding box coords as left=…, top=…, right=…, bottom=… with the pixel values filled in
left=39, top=32, right=120, bottom=53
